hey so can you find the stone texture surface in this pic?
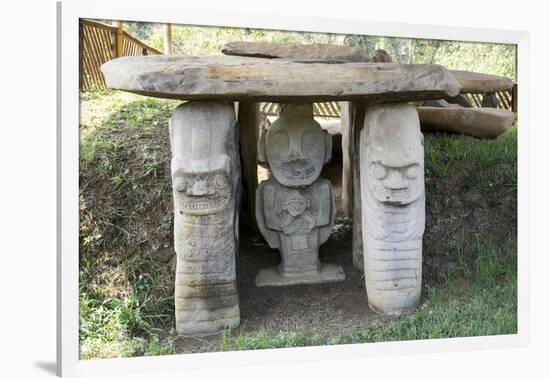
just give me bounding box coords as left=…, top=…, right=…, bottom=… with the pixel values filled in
left=416, top=107, right=515, bottom=138
left=340, top=102, right=353, bottom=218
left=446, top=94, right=473, bottom=108
left=101, top=55, right=461, bottom=102
left=422, top=99, right=461, bottom=108
left=256, top=104, right=343, bottom=286
left=170, top=101, right=240, bottom=335
left=360, top=103, right=425, bottom=315
left=222, top=41, right=371, bottom=62
left=482, top=93, right=499, bottom=108
left=223, top=41, right=395, bottom=64
left=450, top=70, right=513, bottom=94
left=350, top=103, right=367, bottom=272
left=256, top=263, right=345, bottom=286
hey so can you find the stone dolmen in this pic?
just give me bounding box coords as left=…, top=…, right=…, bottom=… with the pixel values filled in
left=102, top=53, right=463, bottom=333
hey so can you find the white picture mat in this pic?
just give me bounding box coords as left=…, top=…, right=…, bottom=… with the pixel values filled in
left=57, top=0, right=530, bottom=376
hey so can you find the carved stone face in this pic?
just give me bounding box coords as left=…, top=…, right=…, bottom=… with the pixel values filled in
left=173, top=160, right=231, bottom=215
left=170, top=102, right=237, bottom=216
left=265, top=104, right=330, bottom=187
left=282, top=192, right=308, bottom=217
left=365, top=104, right=424, bottom=205
left=366, top=160, right=423, bottom=204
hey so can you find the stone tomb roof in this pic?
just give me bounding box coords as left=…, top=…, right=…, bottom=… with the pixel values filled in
left=101, top=55, right=461, bottom=102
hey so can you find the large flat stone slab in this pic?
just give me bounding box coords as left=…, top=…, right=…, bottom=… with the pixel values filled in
left=221, top=41, right=371, bottom=62
left=101, top=55, right=461, bottom=102
left=449, top=70, right=513, bottom=94
left=416, top=107, right=515, bottom=138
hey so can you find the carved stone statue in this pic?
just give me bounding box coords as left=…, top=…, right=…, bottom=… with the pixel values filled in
left=170, top=101, right=240, bottom=335
left=360, top=103, right=425, bottom=315
left=256, top=104, right=344, bottom=286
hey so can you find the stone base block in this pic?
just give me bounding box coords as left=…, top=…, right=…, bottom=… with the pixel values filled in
left=176, top=313, right=240, bottom=337
left=255, top=263, right=345, bottom=287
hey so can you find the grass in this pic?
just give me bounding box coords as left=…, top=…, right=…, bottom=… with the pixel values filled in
left=424, top=126, right=517, bottom=184
left=79, top=91, right=517, bottom=358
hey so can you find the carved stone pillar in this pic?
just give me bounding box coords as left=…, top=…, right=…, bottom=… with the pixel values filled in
left=255, top=104, right=344, bottom=286
left=169, top=101, right=240, bottom=335
left=360, top=103, right=425, bottom=315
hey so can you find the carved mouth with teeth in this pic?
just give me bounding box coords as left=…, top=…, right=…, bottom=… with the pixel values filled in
left=173, top=171, right=231, bottom=215
left=380, top=184, right=420, bottom=204
left=178, top=195, right=229, bottom=215
left=276, top=159, right=316, bottom=179
left=368, top=161, right=422, bottom=205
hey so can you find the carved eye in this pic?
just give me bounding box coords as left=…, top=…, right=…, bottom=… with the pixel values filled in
left=405, top=165, right=419, bottom=180
left=213, top=175, right=227, bottom=189
left=174, top=176, right=187, bottom=192
left=272, top=130, right=290, bottom=153
left=371, top=162, right=388, bottom=180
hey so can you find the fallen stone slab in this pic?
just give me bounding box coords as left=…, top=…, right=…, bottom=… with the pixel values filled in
left=221, top=41, right=512, bottom=94
left=221, top=41, right=371, bottom=62
left=449, top=70, right=513, bottom=94
left=101, top=55, right=461, bottom=102
left=223, top=41, right=393, bottom=63
left=422, top=99, right=462, bottom=108
left=446, top=94, right=473, bottom=108
left=416, top=107, right=515, bottom=138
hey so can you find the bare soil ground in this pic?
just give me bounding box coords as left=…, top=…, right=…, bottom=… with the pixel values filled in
left=175, top=217, right=376, bottom=353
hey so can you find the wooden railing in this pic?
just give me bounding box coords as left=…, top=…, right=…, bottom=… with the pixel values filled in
left=261, top=102, right=342, bottom=118
left=79, top=19, right=162, bottom=92
left=261, top=85, right=517, bottom=118
left=465, top=85, right=517, bottom=112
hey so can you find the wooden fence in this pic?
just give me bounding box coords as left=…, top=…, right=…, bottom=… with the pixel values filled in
left=465, top=85, right=517, bottom=112
left=79, top=19, right=162, bottom=92
left=261, top=86, right=517, bottom=118
left=261, top=102, right=341, bottom=118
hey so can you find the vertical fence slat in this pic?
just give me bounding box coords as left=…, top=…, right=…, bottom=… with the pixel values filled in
left=80, top=19, right=162, bottom=92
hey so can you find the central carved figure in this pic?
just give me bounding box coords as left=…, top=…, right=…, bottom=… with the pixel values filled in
left=256, top=104, right=345, bottom=286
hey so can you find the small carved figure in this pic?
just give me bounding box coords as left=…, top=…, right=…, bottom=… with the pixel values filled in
left=256, top=104, right=344, bottom=286
left=360, top=103, right=425, bottom=315
left=170, top=101, right=240, bottom=335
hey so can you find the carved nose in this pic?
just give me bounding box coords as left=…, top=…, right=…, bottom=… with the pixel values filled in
left=288, top=149, right=302, bottom=160
left=384, top=170, right=407, bottom=189
left=189, top=180, right=209, bottom=196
